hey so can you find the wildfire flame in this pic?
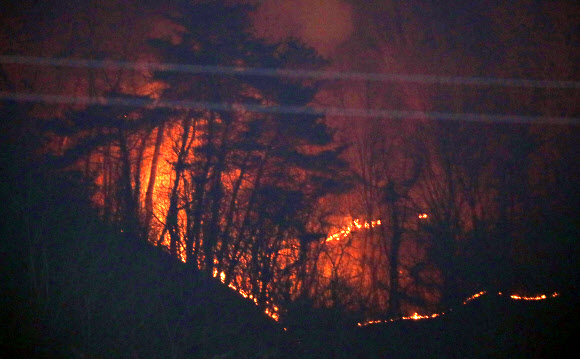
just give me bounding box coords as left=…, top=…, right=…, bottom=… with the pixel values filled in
left=322, top=218, right=561, bottom=328
left=162, top=210, right=559, bottom=326
left=325, top=219, right=382, bottom=242
left=463, top=291, right=487, bottom=304
left=213, top=269, right=279, bottom=321
left=509, top=293, right=558, bottom=301
left=357, top=312, right=443, bottom=327
left=190, top=217, right=391, bottom=322
left=326, top=214, right=427, bottom=242
left=358, top=291, right=560, bottom=327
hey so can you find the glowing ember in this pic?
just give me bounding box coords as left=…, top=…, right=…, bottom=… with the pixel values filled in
left=403, top=312, right=442, bottom=320
left=325, top=219, right=382, bottom=242
left=357, top=312, right=443, bottom=327
left=463, top=291, right=487, bottom=304
left=418, top=213, right=428, bottom=219
left=509, top=292, right=559, bottom=301
left=265, top=308, right=279, bottom=321
left=213, top=270, right=279, bottom=321
left=358, top=291, right=560, bottom=327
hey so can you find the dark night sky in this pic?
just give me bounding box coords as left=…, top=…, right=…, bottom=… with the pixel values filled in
left=250, top=0, right=578, bottom=75
left=244, top=0, right=579, bottom=125
left=3, top=0, right=577, bottom=83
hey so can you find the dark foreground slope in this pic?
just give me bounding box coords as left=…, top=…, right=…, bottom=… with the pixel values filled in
left=2, top=229, right=292, bottom=359
left=0, top=185, right=293, bottom=359
left=0, top=188, right=292, bottom=359
left=0, top=114, right=292, bottom=358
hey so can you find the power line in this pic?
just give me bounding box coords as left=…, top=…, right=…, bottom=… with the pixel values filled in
left=2, top=92, right=578, bottom=125
left=2, top=55, right=579, bottom=89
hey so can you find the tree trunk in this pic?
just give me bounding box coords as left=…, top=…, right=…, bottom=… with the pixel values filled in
left=159, top=118, right=192, bottom=258
left=387, top=206, right=402, bottom=317
left=144, top=122, right=165, bottom=236
left=118, top=128, right=139, bottom=237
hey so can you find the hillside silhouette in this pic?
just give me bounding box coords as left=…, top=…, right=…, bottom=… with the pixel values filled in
left=1, top=103, right=577, bottom=359
left=0, top=112, right=294, bottom=359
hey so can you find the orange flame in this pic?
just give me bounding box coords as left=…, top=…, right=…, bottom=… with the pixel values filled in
left=358, top=290, right=560, bottom=327
left=509, top=292, right=559, bottom=301
left=463, top=291, right=487, bottom=304
left=213, top=269, right=279, bottom=321
left=325, top=219, right=382, bottom=242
